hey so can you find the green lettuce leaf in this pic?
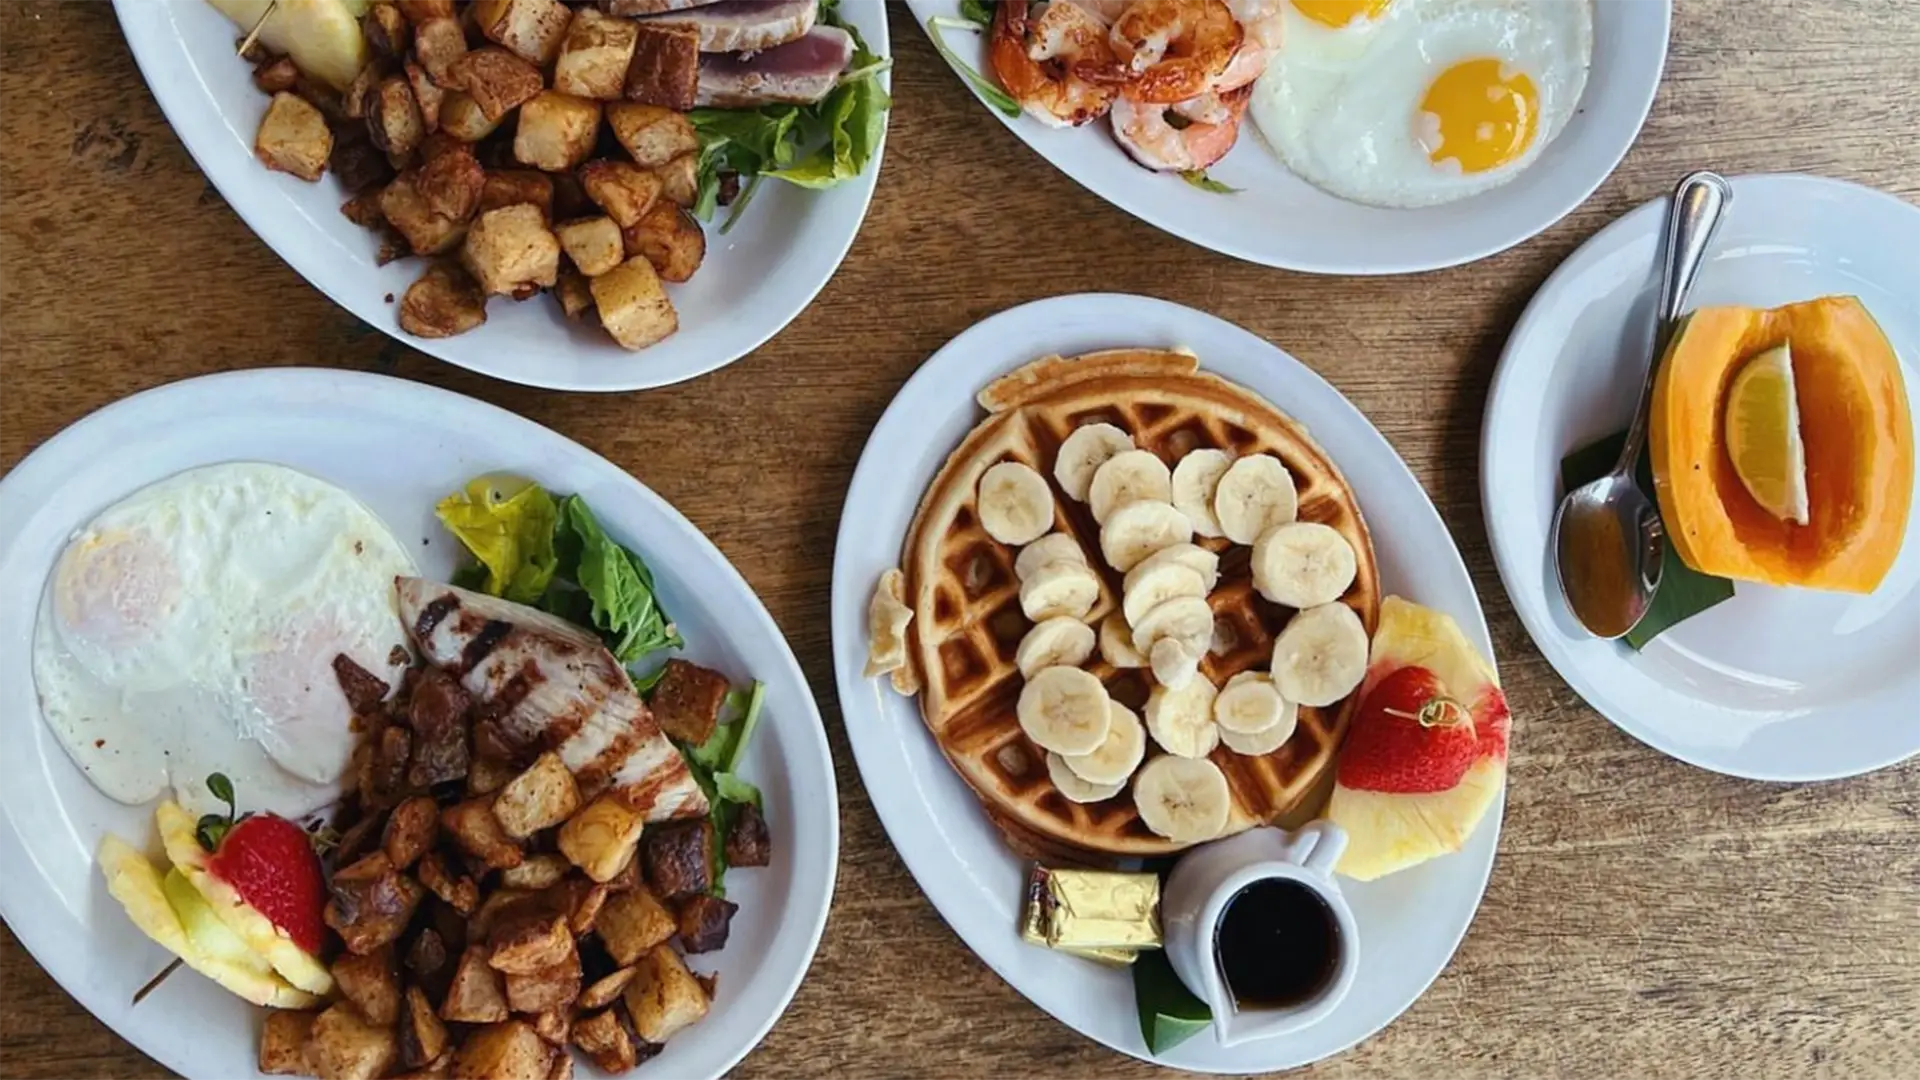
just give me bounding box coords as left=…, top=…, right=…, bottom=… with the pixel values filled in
left=558, top=495, right=681, bottom=664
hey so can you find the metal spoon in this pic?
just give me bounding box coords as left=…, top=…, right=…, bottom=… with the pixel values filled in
left=1552, top=171, right=1732, bottom=639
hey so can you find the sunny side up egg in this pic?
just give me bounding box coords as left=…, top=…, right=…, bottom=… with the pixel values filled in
left=1252, top=0, right=1594, bottom=208
left=31, top=463, right=417, bottom=820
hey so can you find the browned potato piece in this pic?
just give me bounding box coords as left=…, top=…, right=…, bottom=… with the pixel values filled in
left=452, top=1021, right=553, bottom=1080
left=492, top=751, right=582, bottom=838
left=504, top=948, right=581, bottom=1013
left=332, top=949, right=402, bottom=1025
left=647, top=659, right=730, bottom=744
left=254, top=56, right=300, bottom=95
left=565, top=880, right=611, bottom=936
left=472, top=0, right=574, bottom=66
left=416, top=850, right=481, bottom=915
left=622, top=24, right=699, bottom=111
left=557, top=795, right=644, bottom=884
left=554, top=216, right=623, bottom=277
left=365, top=3, right=411, bottom=62
left=640, top=818, right=712, bottom=900
left=513, top=92, right=602, bottom=172
left=654, top=153, right=698, bottom=208
left=469, top=888, right=541, bottom=940
left=478, top=170, right=555, bottom=221
left=326, top=853, right=425, bottom=956
left=530, top=1009, right=572, bottom=1046
left=578, top=966, right=637, bottom=1011
left=439, top=92, right=501, bottom=142
left=592, top=884, right=676, bottom=966
left=547, top=1050, right=574, bottom=1080
left=623, top=202, right=705, bottom=284
left=380, top=172, right=466, bottom=255
left=255, top=92, right=332, bottom=182
left=569, top=1009, right=636, bottom=1075
left=417, top=145, right=486, bottom=222
left=554, top=266, right=594, bottom=320
left=622, top=944, right=710, bottom=1045
left=578, top=161, right=661, bottom=229
left=449, top=47, right=544, bottom=122
left=399, top=987, right=450, bottom=1070
left=405, top=61, right=445, bottom=132
left=342, top=62, right=381, bottom=120
left=463, top=200, right=561, bottom=296
left=673, top=893, right=738, bottom=954
left=591, top=257, right=678, bottom=350
left=383, top=795, right=439, bottom=869
left=553, top=9, right=638, bottom=100
left=307, top=1003, right=397, bottom=1080
left=443, top=795, right=526, bottom=869
left=489, top=913, right=573, bottom=975
left=396, top=0, right=454, bottom=24
left=499, top=854, right=571, bottom=891
left=442, top=945, right=511, bottom=1023
left=368, top=76, right=426, bottom=160
left=605, top=102, right=698, bottom=168
left=258, top=1010, right=316, bottom=1076
left=467, top=753, right=520, bottom=797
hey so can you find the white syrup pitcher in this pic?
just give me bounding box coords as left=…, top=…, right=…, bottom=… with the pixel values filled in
left=1160, top=821, right=1361, bottom=1048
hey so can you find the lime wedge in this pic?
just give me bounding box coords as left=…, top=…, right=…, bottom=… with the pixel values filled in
left=1724, top=344, right=1810, bottom=524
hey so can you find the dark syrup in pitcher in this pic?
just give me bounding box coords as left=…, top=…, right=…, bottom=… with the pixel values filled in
left=1213, top=878, right=1341, bottom=1009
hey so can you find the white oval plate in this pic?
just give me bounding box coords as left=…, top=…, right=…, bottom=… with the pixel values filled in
left=830, top=294, right=1503, bottom=1072
left=113, top=0, right=889, bottom=392
left=1482, top=173, right=1920, bottom=781
left=907, top=0, right=1667, bottom=274
left=0, top=369, right=838, bottom=1079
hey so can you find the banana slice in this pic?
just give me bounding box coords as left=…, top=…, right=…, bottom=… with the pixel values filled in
left=863, top=568, right=914, bottom=680
left=1061, top=701, right=1147, bottom=785
left=977, top=461, right=1055, bottom=546
left=1271, top=602, right=1369, bottom=707
left=1132, top=755, right=1231, bottom=843
left=1171, top=449, right=1233, bottom=538
left=1018, top=666, right=1112, bottom=756
left=1047, top=752, right=1126, bottom=804
left=1251, top=521, right=1358, bottom=608
left=1213, top=673, right=1293, bottom=735
left=1019, top=562, right=1100, bottom=621
left=1015, top=533, right=1087, bottom=582
left=1149, top=637, right=1201, bottom=690
left=1144, top=673, right=1219, bottom=758
left=1130, top=594, right=1215, bottom=657
left=1213, top=454, right=1299, bottom=546
left=1015, top=617, right=1097, bottom=678
left=1054, top=423, right=1136, bottom=502
left=1125, top=543, right=1221, bottom=593
left=1088, top=450, right=1173, bottom=525
left=1219, top=708, right=1297, bottom=755
left=1100, top=500, right=1193, bottom=573
left=1099, top=612, right=1147, bottom=668
left=1121, top=561, right=1208, bottom=626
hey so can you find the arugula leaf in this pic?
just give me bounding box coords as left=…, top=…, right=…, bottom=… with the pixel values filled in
left=1180, top=169, right=1242, bottom=195
left=631, top=663, right=670, bottom=696
left=435, top=475, right=560, bottom=603
left=714, top=772, right=762, bottom=808
left=725, top=682, right=766, bottom=773
left=559, top=495, right=681, bottom=664
left=958, top=0, right=994, bottom=27
left=927, top=16, right=1021, bottom=118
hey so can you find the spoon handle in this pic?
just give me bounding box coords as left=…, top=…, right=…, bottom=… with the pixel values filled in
left=1615, top=171, right=1733, bottom=477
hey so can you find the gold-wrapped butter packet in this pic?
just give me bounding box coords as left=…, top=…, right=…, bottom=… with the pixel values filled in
left=1019, top=870, right=1140, bottom=966
left=1019, top=864, right=1162, bottom=959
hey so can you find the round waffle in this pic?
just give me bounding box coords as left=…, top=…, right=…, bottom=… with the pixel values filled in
left=899, top=349, right=1382, bottom=861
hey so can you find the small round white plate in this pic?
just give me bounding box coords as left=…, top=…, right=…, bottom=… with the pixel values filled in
left=830, top=294, right=1503, bottom=1072
left=907, top=0, right=1667, bottom=274
left=0, top=369, right=838, bottom=1079
left=1483, top=173, right=1920, bottom=781
left=113, top=0, right=889, bottom=392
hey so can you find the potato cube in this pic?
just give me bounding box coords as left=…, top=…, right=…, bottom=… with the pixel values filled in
left=504, top=948, right=581, bottom=1014
left=654, top=153, right=698, bottom=208
left=367, top=76, right=426, bottom=160
left=399, top=986, right=450, bottom=1070
left=441, top=945, right=511, bottom=1023
left=493, top=751, right=582, bottom=838
left=473, top=0, right=574, bottom=66
left=488, top=913, right=573, bottom=975
left=405, top=61, right=446, bottom=132
left=531, top=1009, right=571, bottom=1046
left=443, top=795, right=526, bottom=868
left=641, top=818, right=712, bottom=900
left=478, top=170, right=555, bottom=221
left=578, top=967, right=637, bottom=1012
left=343, top=63, right=381, bottom=120
left=565, top=880, right=611, bottom=935
left=331, top=949, right=401, bottom=1025
left=606, top=103, right=698, bottom=168
left=254, top=55, right=299, bottom=95
left=554, top=216, right=623, bottom=276
left=647, top=659, right=730, bottom=744
left=449, top=47, right=544, bottom=122
left=499, top=854, right=572, bottom=891
left=469, top=888, right=542, bottom=940
left=451, top=1021, right=554, bottom=1080
left=258, top=1010, right=316, bottom=1076
left=624, top=201, right=705, bottom=283
left=674, top=893, right=737, bottom=954
left=439, top=92, right=501, bottom=142
left=325, top=853, right=425, bottom=956
left=462, top=204, right=561, bottom=298
left=255, top=92, right=332, bottom=182
left=513, top=92, right=602, bottom=172
left=416, top=851, right=480, bottom=915
left=364, top=3, right=411, bottom=62
left=569, top=1009, right=636, bottom=1075
left=383, top=795, right=439, bottom=870
left=554, top=10, right=639, bottom=100
left=578, top=161, right=661, bottom=229
left=307, top=1003, right=398, bottom=1080
left=554, top=267, right=594, bottom=320
left=593, top=885, right=676, bottom=966
left=622, top=944, right=710, bottom=1045
left=380, top=172, right=466, bottom=255
left=591, top=257, right=678, bottom=351
left=417, top=145, right=485, bottom=222
left=397, top=0, right=454, bottom=23
left=622, top=24, right=699, bottom=111
left=558, top=795, right=645, bottom=883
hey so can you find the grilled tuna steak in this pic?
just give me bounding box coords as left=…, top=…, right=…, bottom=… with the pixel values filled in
left=693, top=24, right=853, bottom=107
left=636, top=0, right=817, bottom=53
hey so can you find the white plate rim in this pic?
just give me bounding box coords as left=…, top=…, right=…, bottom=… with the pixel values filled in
left=0, top=367, right=840, bottom=1079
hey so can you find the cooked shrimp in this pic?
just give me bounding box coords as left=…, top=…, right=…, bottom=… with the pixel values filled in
left=990, top=0, right=1121, bottom=128
left=1111, top=84, right=1253, bottom=172
left=1077, top=0, right=1133, bottom=25
left=1100, top=0, right=1244, bottom=104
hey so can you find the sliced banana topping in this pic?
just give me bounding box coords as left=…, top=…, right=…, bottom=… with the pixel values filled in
left=1130, top=594, right=1215, bottom=657
left=863, top=568, right=914, bottom=680
left=1061, top=701, right=1147, bottom=786
left=1019, top=561, right=1100, bottom=622
left=1100, top=500, right=1193, bottom=573
left=1098, top=612, right=1147, bottom=668
left=1017, top=666, right=1112, bottom=756
left=1015, top=616, right=1097, bottom=678
left=1088, top=449, right=1173, bottom=525
left=1220, top=710, right=1297, bottom=756
left=1125, top=543, right=1221, bottom=594
left=1015, top=532, right=1089, bottom=582
left=1132, top=755, right=1231, bottom=843
left=1252, top=521, right=1358, bottom=609
left=1149, top=637, right=1202, bottom=690
left=1213, top=673, right=1293, bottom=735
left=1121, top=561, right=1208, bottom=627
left=1054, top=423, right=1136, bottom=503
left=1171, top=449, right=1233, bottom=539
left=977, top=461, right=1055, bottom=546
left=1213, top=454, right=1299, bottom=546
left=1271, top=601, right=1369, bottom=707
left=1047, top=751, right=1127, bottom=804
left=1144, top=673, right=1219, bottom=759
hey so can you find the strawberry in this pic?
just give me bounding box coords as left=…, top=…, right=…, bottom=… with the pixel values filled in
left=195, top=777, right=328, bottom=956
left=1336, top=666, right=1479, bottom=794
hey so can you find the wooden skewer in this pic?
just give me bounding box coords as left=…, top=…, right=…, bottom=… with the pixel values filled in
left=236, top=0, right=280, bottom=58
left=131, top=958, right=183, bottom=1007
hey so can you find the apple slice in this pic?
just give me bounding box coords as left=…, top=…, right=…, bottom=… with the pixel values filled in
left=207, top=0, right=368, bottom=91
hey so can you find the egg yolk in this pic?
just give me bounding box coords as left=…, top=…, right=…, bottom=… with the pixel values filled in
left=1419, top=58, right=1539, bottom=174
left=1291, top=0, right=1391, bottom=28
left=53, top=529, right=180, bottom=651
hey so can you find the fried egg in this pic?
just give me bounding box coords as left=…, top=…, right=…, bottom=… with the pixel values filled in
left=1252, top=0, right=1593, bottom=208
left=32, top=463, right=416, bottom=818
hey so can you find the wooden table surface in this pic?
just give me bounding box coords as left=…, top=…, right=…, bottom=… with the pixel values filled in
left=4, top=2, right=1919, bottom=1077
